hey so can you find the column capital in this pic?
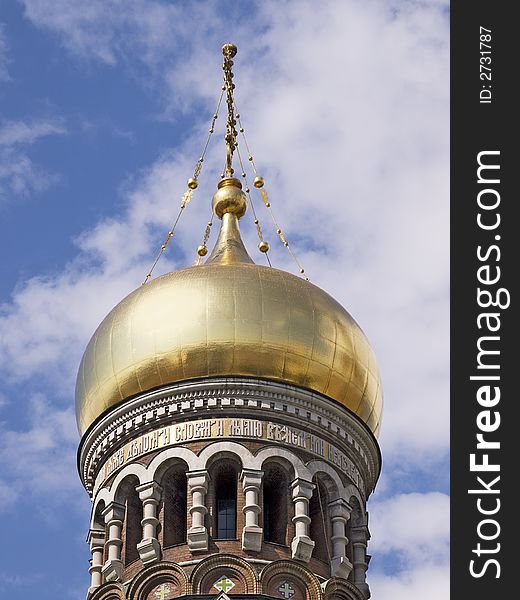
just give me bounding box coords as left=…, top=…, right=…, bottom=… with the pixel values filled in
left=290, top=478, right=315, bottom=500
left=240, top=468, right=264, bottom=489
left=102, top=501, right=125, bottom=524
left=329, top=498, right=352, bottom=520
left=136, top=481, right=162, bottom=502
left=187, top=469, right=210, bottom=491
left=87, top=528, right=105, bottom=549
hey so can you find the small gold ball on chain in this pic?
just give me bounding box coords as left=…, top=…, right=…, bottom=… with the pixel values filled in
left=277, top=228, right=281, bottom=234
left=248, top=155, right=253, bottom=161
left=241, top=172, right=246, bottom=178
left=253, top=176, right=264, bottom=188
left=236, top=113, right=240, bottom=118
left=254, top=219, right=259, bottom=224
left=284, top=241, right=289, bottom=247
left=245, top=187, right=250, bottom=193
left=209, top=128, right=214, bottom=133
left=187, top=178, right=198, bottom=190
left=161, top=244, right=166, bottom=250
left=300, top=268, right=305, bottom=274
left=197, top=245, right=208, bottom=257
left=258, top=240, right=269, bottom=253
left=239, top=128, right=244, bottom=133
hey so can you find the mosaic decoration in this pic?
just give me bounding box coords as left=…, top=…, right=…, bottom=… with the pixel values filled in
left=213, top=576, right=236, bottom=593
left=152, top=583, right=172, bottom=600
left=277, top=581, right=296, bottom=599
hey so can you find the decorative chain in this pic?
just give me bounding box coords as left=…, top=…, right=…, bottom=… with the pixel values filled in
left=194, top=212, right=214, bottom=264
left=235, top=110, right=309, bottom=280
left=142, top=89, right=224, bottom=284
left=236, top=146, right=272, bottom=267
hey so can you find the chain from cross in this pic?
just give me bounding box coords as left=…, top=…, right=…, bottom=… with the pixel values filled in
left=153, top=583, right=172, bottom=600
left=278, top=581, right=296, bottom=599
left=214, top=576, right=235, bottom=593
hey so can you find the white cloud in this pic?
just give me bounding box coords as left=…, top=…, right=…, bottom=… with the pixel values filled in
left=369, top=492, right=450, bottom=564
left=371, top=564, right=449, bottom=600
left=0, top=119, right=66, bottom=201
left=0, top=119, right=66, bottom=146
left=368, top=492, right=449, bottom=600
left=0, top=393, right=88, bottom=516
left=0, top=479, right=18, bottom=509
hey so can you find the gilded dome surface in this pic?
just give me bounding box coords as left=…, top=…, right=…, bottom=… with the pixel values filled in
left=76, top=261, right=382, bottom=437
left=75, top=180, right=382, bottom=437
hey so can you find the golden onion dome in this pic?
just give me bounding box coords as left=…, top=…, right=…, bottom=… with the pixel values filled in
left=75, top=178, right=383, bottom=437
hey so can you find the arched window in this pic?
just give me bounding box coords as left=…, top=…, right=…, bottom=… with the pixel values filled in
left=263, top=464, right=289, bottom=545
left=309, top=477, right=330, bottom=563
left=118, top=476, right=142, bottom=566
left=213, top=460, right=238, bottom=539
left=163, top=464, right=188, bottom=547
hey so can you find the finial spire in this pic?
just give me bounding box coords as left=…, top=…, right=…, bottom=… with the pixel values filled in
left=222, top=43, right=238, bottom=177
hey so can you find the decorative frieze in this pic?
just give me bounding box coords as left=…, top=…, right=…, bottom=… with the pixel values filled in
left=96, top=418, right=365, bottom=495
left=79, top=379, right=380, bottom=497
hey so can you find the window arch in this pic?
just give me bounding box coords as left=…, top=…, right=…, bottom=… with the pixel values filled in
left=162, top=463, right=188, bottom=547
left=309, top=476, right=331, bottom=563
left=263, top=463, right=289, bottom=545
left=211, top=459, right=239, bottom=539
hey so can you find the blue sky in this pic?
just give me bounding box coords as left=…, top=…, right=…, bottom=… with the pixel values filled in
left=0, top=1, right=449, bottom=599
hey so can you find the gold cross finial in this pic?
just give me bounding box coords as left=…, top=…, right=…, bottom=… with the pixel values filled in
left=222, top=43, right=238, bottom=177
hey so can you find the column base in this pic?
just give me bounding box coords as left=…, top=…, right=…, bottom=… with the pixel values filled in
left=291, top=535, right=315, bottom=562
left=331, top=556, right=353, bottom=579
left=188, top=526, right=209, bottom=552
left=242, top=525, right=263, bottom=552
left=101, top=559, right=123, bottom=582
left=137, top=537, right=161, bottom=564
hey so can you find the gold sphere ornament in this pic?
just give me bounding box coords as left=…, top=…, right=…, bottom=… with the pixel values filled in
left=258, top=240, right=269, bottom=253
left=253, top=176, right=264, bottom=188
left=187, top=178, right=198, bottom=190
left=197, top=245, right=208, bottom=257
left=212, top=178, right=247, bottom=219
left=222, top=43, right=238, bottom=58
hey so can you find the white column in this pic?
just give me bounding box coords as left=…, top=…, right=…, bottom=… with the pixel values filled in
left=87, top=528, right=105, bottom=594
left=101, top=502, right=125, bottom=582
left=351, top=524, right=370, bottom=598
left=290, top=478, right=315, bottom=562
left=136, top=481, right=162, bottom=564
left=240, top=469, right=263, bottom=552
left=187, top=470, right=210, bottom=552
left=329, top=498, right=353, bottom=579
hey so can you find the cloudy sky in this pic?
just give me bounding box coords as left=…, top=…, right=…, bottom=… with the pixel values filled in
left=0, top=1, right=449, bottom=599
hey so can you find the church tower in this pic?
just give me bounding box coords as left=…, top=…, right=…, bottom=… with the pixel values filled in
left=76, top=45, right=382, bottom=600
